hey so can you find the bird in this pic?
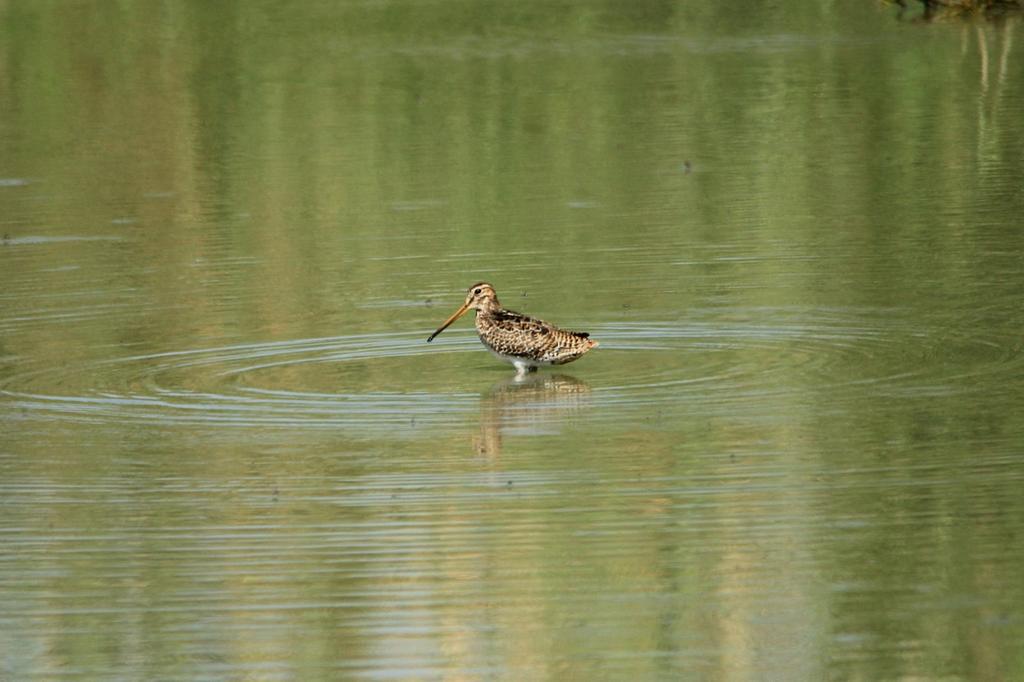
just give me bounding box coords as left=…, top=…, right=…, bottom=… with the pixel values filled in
left=427, top=282, right=598, bottom=376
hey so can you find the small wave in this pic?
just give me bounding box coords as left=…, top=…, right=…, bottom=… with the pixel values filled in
left=1, top=311, right=1018, bottom=432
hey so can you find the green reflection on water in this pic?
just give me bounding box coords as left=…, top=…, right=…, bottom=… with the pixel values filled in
left=1, top=1, right=1023, bottom=679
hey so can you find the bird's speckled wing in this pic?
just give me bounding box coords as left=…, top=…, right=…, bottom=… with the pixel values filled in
left=477, top=308, right=595, bottom=365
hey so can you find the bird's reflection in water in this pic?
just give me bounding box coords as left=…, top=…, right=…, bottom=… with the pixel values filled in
left=474, top=373, right=592, bottom=456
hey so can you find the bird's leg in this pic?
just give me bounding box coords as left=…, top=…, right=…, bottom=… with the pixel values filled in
left=512, top=360, right=536, bottom=379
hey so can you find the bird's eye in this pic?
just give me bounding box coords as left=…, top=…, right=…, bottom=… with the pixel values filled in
left=473, top=288, right=481, bottom=295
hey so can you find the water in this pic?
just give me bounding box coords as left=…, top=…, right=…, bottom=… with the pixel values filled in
left=2, top=2, right=1024, bottom=679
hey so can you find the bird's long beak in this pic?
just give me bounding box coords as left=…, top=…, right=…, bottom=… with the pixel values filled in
left=427, top=302, right=470, bottom=342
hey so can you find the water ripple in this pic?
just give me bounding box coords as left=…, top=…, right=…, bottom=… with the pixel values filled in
left=1, top=309, right=1019, bottom=431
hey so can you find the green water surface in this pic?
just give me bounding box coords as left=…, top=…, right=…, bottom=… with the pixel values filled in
left=2, top=2, right=1023, bottom=679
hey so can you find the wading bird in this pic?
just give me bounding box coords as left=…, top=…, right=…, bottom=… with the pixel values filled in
left=427, top=282, right=598, bottom=376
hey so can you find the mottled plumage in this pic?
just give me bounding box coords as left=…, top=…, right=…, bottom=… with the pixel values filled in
left=427, top=282, right=598, bottom=375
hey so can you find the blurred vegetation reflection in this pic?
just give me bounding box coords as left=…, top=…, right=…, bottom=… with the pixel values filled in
left=1, top=1, right=1023, bottom=680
